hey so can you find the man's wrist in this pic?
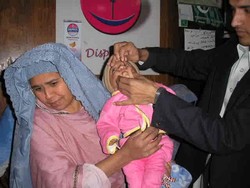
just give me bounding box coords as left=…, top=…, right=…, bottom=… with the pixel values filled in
left=138, top=48, right=149, bottom=62
left=154, top=87, right=165, bottom=104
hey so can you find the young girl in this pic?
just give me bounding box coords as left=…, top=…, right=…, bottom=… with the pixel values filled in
left=97, top=56, right=192, bottom=188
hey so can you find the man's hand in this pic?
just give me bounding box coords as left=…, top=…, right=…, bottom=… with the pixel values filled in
left=114, top=72, right=159, bottom=106
left=113, top=41, right=140, bottom=62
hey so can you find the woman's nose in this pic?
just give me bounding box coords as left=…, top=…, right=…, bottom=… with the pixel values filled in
left=44, top=88, right=53, bottom=99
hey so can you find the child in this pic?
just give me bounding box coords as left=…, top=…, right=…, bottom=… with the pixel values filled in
left=97, top=56, right=192, bottom=188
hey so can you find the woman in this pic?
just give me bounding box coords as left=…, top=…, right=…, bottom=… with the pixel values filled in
left=4, top=43, right=162, bottom=188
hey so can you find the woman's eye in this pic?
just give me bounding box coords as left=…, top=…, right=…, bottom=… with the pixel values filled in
left=32, top=87, right=42, bottom=92
left=50, top=81, right=58, bottom=86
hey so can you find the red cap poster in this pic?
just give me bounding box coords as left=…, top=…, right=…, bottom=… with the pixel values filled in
left=80, top=0, right=141, bottom=34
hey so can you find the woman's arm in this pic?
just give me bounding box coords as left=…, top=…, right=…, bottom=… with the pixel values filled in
left=31, top=118, right=162, bottom=188
left=96, top=127, right=162, bottom=177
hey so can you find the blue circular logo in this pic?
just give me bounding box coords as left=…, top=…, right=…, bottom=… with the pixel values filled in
left=67, top=23, right=79, bottom=36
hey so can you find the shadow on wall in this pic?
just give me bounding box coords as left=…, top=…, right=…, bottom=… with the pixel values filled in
left=127, top=0, right=151, bottom=33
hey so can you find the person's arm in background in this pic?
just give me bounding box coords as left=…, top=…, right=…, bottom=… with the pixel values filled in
left=0, top=84, right=7, bottom=117
left=0, top=90, right=15, bottom=186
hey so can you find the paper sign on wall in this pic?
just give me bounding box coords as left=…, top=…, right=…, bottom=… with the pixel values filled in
left=64, top=20, right=82, bottom=60
left=184, top=29, right=215, bottom=51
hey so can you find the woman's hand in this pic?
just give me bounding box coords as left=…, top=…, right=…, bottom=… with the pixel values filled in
left=120, top=127, right=162, bottom=160
left=96, top=127, right=162, bottom=177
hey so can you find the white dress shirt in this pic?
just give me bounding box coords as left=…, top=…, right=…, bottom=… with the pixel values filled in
left=220, top=44, right=250, bottom=117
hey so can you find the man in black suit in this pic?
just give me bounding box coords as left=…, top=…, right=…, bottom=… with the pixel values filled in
left=110, top=0, right=250, bottom=187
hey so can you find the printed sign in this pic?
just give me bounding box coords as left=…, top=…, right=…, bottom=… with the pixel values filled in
left=64, top=20, right=82, bottom=60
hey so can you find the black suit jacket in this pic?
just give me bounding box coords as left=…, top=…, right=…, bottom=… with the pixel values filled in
left=139, top=36, right=250, bottom=187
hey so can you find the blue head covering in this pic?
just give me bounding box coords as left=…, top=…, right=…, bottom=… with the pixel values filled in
left=25, top=60, right=58, bottom=80
left=4, top=43, right=110, bottom=188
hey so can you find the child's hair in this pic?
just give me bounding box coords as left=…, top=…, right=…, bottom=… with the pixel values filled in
left=102, top=61, right=140, bottom=93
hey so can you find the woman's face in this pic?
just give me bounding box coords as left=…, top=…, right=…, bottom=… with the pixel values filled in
left=109, top=61, right=137, bottom=89
left=30, top=72, right=81, bottom=113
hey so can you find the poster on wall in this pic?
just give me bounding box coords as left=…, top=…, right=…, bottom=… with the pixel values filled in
left=56, top=0, right=160, bottom=75
left=178, top=0, right=222, bottom=8
left=178, top=4, right=223, bottom=28
left=64, top=20, right=82, bottom=60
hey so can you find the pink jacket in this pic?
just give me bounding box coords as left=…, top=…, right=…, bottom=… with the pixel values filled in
left=97, top=85, right=175, bottom=154
left=96, top=85, right=175, bottom=188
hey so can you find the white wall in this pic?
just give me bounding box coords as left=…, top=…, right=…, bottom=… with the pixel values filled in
left=56, top=0, right=160, bottom=75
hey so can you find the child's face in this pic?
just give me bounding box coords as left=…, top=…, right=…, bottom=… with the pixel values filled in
left=109, top=61, right=137, bottom=90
